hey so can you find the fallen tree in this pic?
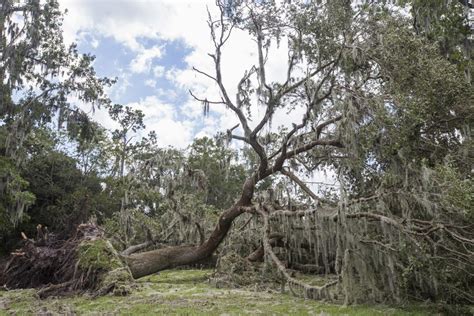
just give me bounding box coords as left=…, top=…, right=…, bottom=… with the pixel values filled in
left=1, top=0, right=472, bottom=306
left=123, top=0, right=346, bottom=278
left=119, top=1, right=473, bottom=305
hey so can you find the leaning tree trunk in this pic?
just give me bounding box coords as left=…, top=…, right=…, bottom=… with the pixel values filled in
left=124, top=177, right=256, bottom=278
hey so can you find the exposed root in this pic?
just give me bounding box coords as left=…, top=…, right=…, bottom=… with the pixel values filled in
left=0, top=224, right=134, bottom=298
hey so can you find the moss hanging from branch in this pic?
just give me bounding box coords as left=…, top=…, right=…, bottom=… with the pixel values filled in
left=258, top=207, right=338, bottom=300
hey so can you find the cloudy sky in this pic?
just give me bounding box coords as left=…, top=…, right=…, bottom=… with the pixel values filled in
left=58, top=0, right=298, bottom=148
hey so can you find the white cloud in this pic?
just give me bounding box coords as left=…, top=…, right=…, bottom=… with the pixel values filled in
left=59, top=0, right=213, bottom=50
left=90, top=37, right=100, bottom=49
left=128, top=96, right=194, bottom=148
left=153, top=65, right=166, bottom=78
left=156, top=88, right=179, bottom=101
left=58, top=0, right=302, bottom=146
left=107, top=70, right=132, bottom=100
left=144, top=79, right=157, bottom=88
left=130, top=45, right=164, bottom=74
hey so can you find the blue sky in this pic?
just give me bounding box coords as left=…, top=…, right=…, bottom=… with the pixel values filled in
left=78, top=35, right=191, bottom=105
left=57, top=0, right=303, bottom=148
left=53, top=0, right=341, bottom=188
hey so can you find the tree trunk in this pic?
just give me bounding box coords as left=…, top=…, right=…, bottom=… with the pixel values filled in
left=124, top=177, right=256, bottom=279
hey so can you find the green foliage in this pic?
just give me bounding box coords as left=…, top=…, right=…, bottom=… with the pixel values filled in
left=406, top=0, right=472, bottom=63
left=0, top=0, right=115, bottom=235
left=1, top=0, right=113, bottom=149
left=0, top=156, right=35, bottom=230
left=0, top=126, right=117, bottom=252
left=20, top=151, right=108, bottom=233
left=345, top=12, right=472, bottom=189
left=300, top=4, right=474, bottom=304
left=188, top=136, right=246, bottom=209
left=432, top=162, right=473, bottom=218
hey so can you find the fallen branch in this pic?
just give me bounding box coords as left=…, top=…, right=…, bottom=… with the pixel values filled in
left=258, top=208, right=337, bottom=300
left=280, top=168, right=319, bottom=202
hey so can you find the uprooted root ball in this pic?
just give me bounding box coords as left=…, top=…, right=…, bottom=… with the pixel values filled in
left=0, top=223, right=134, bottom=298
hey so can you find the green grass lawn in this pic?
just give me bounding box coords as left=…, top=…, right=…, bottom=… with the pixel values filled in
left=0, top=269, right=453, bottom=315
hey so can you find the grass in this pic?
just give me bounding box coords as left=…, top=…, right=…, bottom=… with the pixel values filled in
left=0, top=269, right=451, bottom=315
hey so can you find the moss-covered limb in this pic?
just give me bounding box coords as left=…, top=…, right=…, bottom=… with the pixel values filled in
left=246, top=234, right=285, bottom=262
left=258, top=208, right=338, bottom=300
left=339, top=207, right=474, bottom=304
left=123, top=178, right=257, bottom=279
left=121, top=240, right=154, bottom=256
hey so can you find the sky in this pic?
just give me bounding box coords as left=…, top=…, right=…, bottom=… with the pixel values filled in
left=51, top=0, right=350, bottom=192
left=58, top=0, right=298, bottom=148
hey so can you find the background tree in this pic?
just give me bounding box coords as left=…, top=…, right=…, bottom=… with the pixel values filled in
left=188, top=136, right=246, bottom=209
left=106, top=104, right=147, bottom=245
left=405, top=0, right=473, bottom=81
left=0, top=0, right=113, bottom=232
left=108, top=104, right=145, bottom=179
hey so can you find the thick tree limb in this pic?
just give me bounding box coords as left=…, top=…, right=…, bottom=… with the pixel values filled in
left=246, top=234, right=285, bottom=262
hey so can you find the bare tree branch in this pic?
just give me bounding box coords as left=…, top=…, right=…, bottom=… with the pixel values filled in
left=281, top=168, right=319, bottom=202
left=192, top=66, right=218, bottom=82
left=189, top=90, right=226, bottom=105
